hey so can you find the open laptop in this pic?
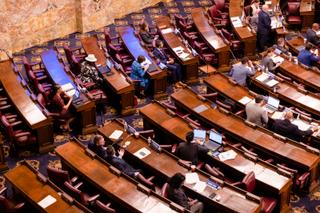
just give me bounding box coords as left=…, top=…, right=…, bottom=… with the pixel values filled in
left=98, top=59, right=113, bottom=75
left=206, top=131, right=223, bottom=151
left=193, top=129, right=206, bottom=144
left=265, top=96, right=280, bottom=113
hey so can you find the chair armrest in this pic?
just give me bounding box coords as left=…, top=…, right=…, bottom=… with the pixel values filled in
left=5, top=114, right=18, bottom=119
left=14, top=202, right=25, bottom=210
left=15, top=132, right=31, bottom=137
left=87, top=194, right=100, bottom=202
left=0, top=187, right=7, bottom=195
left=36, top=75, right=48, bottom=81
left=74, top=182, right=83, bottom=189
left=71, top=176, right=78, bottom=183
left=137, top=129, right=155, bottom=138
left=10, top=121, right=23, bottom=126
left=171, top=144, right=177, bottom=153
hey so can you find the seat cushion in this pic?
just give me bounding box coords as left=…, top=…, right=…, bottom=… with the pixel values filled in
left=261, top=197, right=277, bottom=213
left=287, top=16, right=301, bottom=24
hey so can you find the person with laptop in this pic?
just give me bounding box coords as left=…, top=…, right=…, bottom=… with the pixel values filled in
left=175, top=131, right=209, bottom=165
left=229, top=57, right=256, bottom=86
left=245, top=95, right=268, bottom=127
left=130, top=55, right=150, bottom=95
left=273, top=38, right=290, bottom=57
left=261, top=47, right=281, bottom=72
left=79, top=54, right=103, bottom=85
left=272, top=111, right=318, bottom=141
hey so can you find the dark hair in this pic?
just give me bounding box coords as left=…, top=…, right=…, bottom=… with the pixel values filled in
left=140, top=22, right=148, bottom=32
left=186, top=131, right=194, bottom=143
left=255, top=95, right=264, bottom=103
left=106, top=145, right=115, bottom=156
left=252, top=0, right=259, bottom=3
left=168, top=173, right=185, bottom=189
left=241, top=57, right=249, bottom=64
left=305, top=43, right=313, bottom=51
left=155, top=40, right=163, bottom=48
left=137, top=55, right=146, bottom=63
left=93, top=135, right=104, bottom=145
left=48, top=85, right=61, bottom=99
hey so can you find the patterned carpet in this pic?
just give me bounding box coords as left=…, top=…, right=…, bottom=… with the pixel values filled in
left=1, top=0, right=319, bottom=212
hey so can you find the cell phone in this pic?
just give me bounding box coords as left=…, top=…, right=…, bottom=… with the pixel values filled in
left=209, top=192, right=217, bottom=199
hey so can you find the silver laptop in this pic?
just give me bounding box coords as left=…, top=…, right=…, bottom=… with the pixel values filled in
left=265, top=96, right=280, bottom=112
left=193, top=129, right=206, bottom=144
left=206, top=131, right=223, bottom=151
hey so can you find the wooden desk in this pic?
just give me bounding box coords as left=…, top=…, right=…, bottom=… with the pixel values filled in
left=286, top=36, right=305, bottom=55
left=5, top=162, right=91, bottom=213
left=81, top=37, right=136, bottom=115
left=41, top=50, right=96, bottom=134
left=98, top=120, right=261, bottom=213
left=300, top=0, right=315, bottom=32
left=0, top=60, right=54, bottom=153
left=252, top=71, right=320, bottom=119
left=139, top=102, right=291, bottom=212
left=191, top=8, right=230, bottom=72
left=0, top=135, right=8, bottom=173
left=118, top=26, right=168, bottom=100
left=155, top=16, right=199, bottom=83
left=171, top=87, right=320, bottom=192
left=55, top=140, right=180, bottom=213
left=229, top=0, right=256, bottom=56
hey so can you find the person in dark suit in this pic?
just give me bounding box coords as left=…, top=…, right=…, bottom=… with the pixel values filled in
left=153, top=40, right=182, bottom=87
left=272, top=111, right=318, bottom=142
left=139, top=21, right=158, bottom=46
left=105, top=145, right=154, bottom=187
left=306, top=23, right=320, bottom=46
left=88, top=135, right=107, bottom=159
left=167, top=173, right=204, bottom=213
left=257, top=4, right=271, bottom=52
left=175, top=131, right=209, bottom=165
left=297, top=43, right=320, bottom=67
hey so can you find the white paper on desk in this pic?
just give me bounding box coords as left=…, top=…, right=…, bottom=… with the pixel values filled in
left=193, top=104, right=208, bottom=113
left=271, top=111, right=284, bottom=120
left=38, top=195, right=56, bottom=209
left=178, top=52, right=190, bottom=59
left=265, top=0, right=272, bottom=4
left=271, top=56, right=284, bottom=64
left=185, top=172, right=200, bottom=184
left=265, top=79, right=279, bottom=87
left=65, top=89, right=76, bottom=97
left=161, top=28, right=173, bottom=34
left=238, top=96, right=253, bottom=105
left=218, top=150, right=237, bottom=161
left=256, top=72, right=269, bottom=82
left=141, top=58, right=152, bottom=66
left=193, top=181, right=207, bottom=193
left=231, top=17, right=243, bottom=27
left=61, top=83, right=74, bottom=92
left=292, top=119, right=311, bottom=131
left=109, top=130, right=123, bottom=140
left=133, top=147, right=151, bottom=159
left=173, top=46, right=184, bottom=53
left=148, top=202, right=176, bottom=213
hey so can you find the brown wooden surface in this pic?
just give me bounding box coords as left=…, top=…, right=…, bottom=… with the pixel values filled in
left=98, top=119, right=261, bottom=213
left=300, top=0, right=315, bottom=31
left=0, top=60, right=54, bottom=153
left=55, top=140, right=179, bottom=213
left=155, top=16, right=199, bottom=83
left=5, top=163, right=89, bottom=213
left=286, top=36, right=304, bottom=55
left=170, top=87, right=320, bottom=191
left=191, top=8, right=230, bottom=71
left=140, top=102, right=291, bottom=212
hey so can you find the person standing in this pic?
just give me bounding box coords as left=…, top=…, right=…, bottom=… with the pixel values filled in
left=257, top=4, right=271, bottom=52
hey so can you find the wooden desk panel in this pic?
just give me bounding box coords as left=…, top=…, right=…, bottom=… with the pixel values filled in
left=41, top=50, right=96, bottom=134
left=55, top=141, right=179, bottom=213
left=155, top=16, right=199, bottom=83
left=170, top=87, right=319, bottom=192
left=98, top=120, right=261, bottom=213
left=5, top=162, right=90, bottom=213
left=0, top=60, right=54, bottom=153
left=191, top=8, right=230, bottom=72
left=118, top=26, right=168, bottom=99
left=300, top=0, right=315, bottom=32
left=81, top=36, right=136, bottom=115
left=139, top=102, right=291, bottom=212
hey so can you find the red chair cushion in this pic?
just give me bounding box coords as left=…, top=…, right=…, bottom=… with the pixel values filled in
left=261, top=197, right=277, bottom=213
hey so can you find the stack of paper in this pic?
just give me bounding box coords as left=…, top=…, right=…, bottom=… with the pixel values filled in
left=185, top=172, right=200, bottom=184
left=173, top=46, right=184, bottom=53
left=271, top=56, right=284, bottom=64
left=265, top=79, right=279, bottom=87
left=271, top=111, right=284, bottom=120
left=148, top=202, right=176, bottom=213
left=238, top=96, right=253, bottom=105
left=256, top=73, right=269, bottom=82
left=161, top=28, right=174, bottom=34
left=133, top=147, right=151, bottom=159
left=218, top=150, right=237, bottom=161
left=38, top=195, right=57, bottom=209
left=193, top=105, right=208, bottom=113
left=292, top=119, right=311, bottom=131
left=231, top=17, right=243, bottom=28
left=61, top=83, right=76, bottom=97
left=193, top=181, right=207, bottom=193
left=109, top=130, right=123, bottom=140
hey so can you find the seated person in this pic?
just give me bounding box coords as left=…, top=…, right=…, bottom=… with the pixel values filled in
left=175, top=131, right=209, bottom=165
left=88, top=135, right=107, bottom=159
left=272, top=111, right=318, bottom=142
left=79, top=54, right=103, bottom=84
left=298, top=43, right=320, bottom=67
left=306, top=23, right=320, bottom=46
left=130, top=55, right=150, bottom=93
left=139, top=21, right=159, bottom=46
left=261, top=47, right=281, bottom=71
left=273, top=38, right=291, bottom=57
left=229, top=57, right=256, bottom=86
left=106, top=145, right=154, bottom=187
left=245, top=95, right=268, bottom=126
left=49, top=85, right=74, bottom=131
left=167, top=173, right=204, bottom=213
left=153, top=40, right=182, bottom=87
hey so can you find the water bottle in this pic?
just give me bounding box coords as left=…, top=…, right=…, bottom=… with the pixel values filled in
left=124, top=121, right=128, bottom=132
left=148, top=137, right=152, bottom=145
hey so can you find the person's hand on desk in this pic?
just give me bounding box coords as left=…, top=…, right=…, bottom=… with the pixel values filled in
left=118, top=148, right=125, bottom=158
left=167, top=58, right=175, bottom=64
left=311, top=126, right=319, bottom=133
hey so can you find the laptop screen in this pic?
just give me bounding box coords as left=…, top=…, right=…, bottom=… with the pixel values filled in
left=267, top=96, right=280, bottom=108
left=106, top=59, right=113, bottom=69
left=209, top=131, right=223, bottom=144
left=193, top=129, right=206, bottom=140
left=274, top=48, right=282, bottom=55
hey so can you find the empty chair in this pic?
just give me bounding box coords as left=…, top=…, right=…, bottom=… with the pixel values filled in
left=22, top=56, right=45, bottom=74
left=0, top=187, right=25, bottom=213
left=193, top=41, right=218, bottom=64
left=177, top=20, right=197, bottom=35
left=207, top=6, right=229, bottom=28
left=47, top=166, right=78, bottom=189
left=232, top=172, right=277, bottom=213
left=28, top=70, right=52, bottom=93
left=64, top=181, right=100, bottom=207
left=104, top=29, right=122, bottom=47
left=95, top=200, right=116, bottom=213
left=221, top=28, right=242, bottom=52
left=115, top=54, right=133, bottom=74
left=214, top=0, right=229, bottom=13
left=285, top=2, right=302, bottom=27
left=277, top=164, right=310, bottom=192
left=63, top=45, right=86, bottom=64
left=108, top=44, right=131, bottom=60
